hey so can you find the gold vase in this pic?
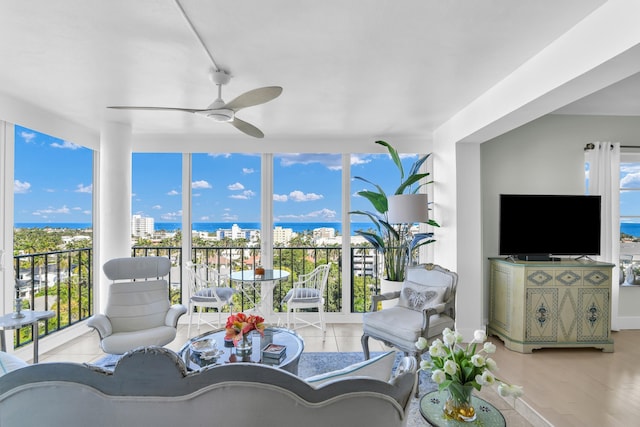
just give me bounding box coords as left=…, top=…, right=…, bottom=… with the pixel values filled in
left=443, top=383, right=476, bottom=422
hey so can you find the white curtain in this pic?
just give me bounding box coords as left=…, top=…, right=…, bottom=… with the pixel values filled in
left=585, top=141, right=620, bottom=331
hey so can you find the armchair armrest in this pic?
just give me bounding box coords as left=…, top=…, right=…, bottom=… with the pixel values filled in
left=87, top=314, right=112, bottom=339
left=370, top=291, right=401, bottom=311
left=165, top=304, right=188, bottom=327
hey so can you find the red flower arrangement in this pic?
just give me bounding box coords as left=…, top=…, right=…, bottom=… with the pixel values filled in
left=224, top=312, right=265, bottom=345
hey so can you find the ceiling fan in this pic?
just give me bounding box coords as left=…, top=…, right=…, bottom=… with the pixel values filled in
left=108, top=70, right=282, bottom=138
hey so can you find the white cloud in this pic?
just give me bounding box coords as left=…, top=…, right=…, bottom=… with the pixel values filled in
left=208, top=153, right=231, bottom=158
left=160, top=211, right=182, bottom=220
left=199, top=215, right=210, bottom=221
left=621, top=171, right=640, bottom=188
left=222, top=212, right=238, bottom=221
left=82, top=210, right=91, bottom=215
left=167, top=190, right=179, bottom=196
left=75, top=183, right=92, bottom=193
left=20, top=131, right=36, bottom=143
left=350, top=154, right=371, bottom=166
left=276, top=208, right=337, bottom=221
left=273, top=194, right=288, bottom=202
left=152, top=205, right=162, bottom=210
left=192, top=180, right=212, bottom=189
left=242, top=168, right=255, bottom=174
left=277, top=153, right=342, bottom=170
left=228, top=182, right=245, bottom=191
left=33, top=205, right=71, bottom=216
left=14, top=180, right=31, bottom=194
left=51, top=140, right=80, bottom=150
left=230, top=190, right=256, bottom=200
left=289, top=190, right=323, bottom=202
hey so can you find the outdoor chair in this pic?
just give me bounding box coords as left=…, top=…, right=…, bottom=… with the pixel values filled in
left=185, top=261, right=237, bottom=336
left=283, top=263, right=331, bottom=337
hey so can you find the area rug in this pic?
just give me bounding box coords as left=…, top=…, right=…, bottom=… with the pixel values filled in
left=95, top=351, right=434, bottom=426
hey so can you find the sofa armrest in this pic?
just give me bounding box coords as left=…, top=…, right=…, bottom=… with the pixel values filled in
left=87, top=314, right=112, bottom=339
left=165, top=304, right=188, bottom=327
left=370, top=291, right=401, bottom=312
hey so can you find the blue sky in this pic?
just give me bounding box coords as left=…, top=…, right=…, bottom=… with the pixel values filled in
left=14, top=125, right=421, bottom=224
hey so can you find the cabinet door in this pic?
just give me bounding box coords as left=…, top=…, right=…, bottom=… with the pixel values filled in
left=525, top=288, right=558, bottom=342
left=576, top=288, right=610, bottom=342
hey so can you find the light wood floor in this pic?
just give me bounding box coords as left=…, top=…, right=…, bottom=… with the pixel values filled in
left=36, top=325, right=640, bottom=426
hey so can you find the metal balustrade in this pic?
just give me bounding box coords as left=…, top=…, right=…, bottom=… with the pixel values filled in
left=10, top=245, right=382, bottom=349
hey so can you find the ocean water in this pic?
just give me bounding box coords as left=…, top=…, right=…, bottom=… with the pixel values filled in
left=621, top=223, right=640, bottom=237
left=15, top=222, right=375, bottom=236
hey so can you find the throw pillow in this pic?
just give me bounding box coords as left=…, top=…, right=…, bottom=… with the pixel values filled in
left=304, top=351, right=396, bottom=387
left=0, top=351, right=28, bottom=377
left=397, top=282, right=448, bottom=312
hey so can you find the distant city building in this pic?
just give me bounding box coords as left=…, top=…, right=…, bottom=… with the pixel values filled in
left=131, top=215, right=154, bottom=237
left=273, top=226, right=293, bottom=244
left=353, top=247, right=377, bottom=277
left=313, top=227, right=335, bottom=239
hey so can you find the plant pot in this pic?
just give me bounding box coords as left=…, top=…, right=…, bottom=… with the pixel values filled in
left=380, top=278, right=403, bottom=309
left=443, top=383, right=476, bottom=422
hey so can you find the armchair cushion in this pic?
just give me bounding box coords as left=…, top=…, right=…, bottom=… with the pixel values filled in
left=191, top=287, right=236, bottom=303
left=0, top=352, right=28, bottom=377
left=363, top=306, right=453, bottom=350
left=305, top=351, right=396, bottom=387
left=398, top=282, right=448, bottom=312
left=100, top=326, right=178, bottom=355
left=283, top=288, right=322, bottom=303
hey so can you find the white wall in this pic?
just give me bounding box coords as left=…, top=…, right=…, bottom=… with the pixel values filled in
left=481, top=114, right=640, bottom=327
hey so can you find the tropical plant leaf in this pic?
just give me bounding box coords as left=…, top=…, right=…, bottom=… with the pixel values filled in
left=376, top=140, right=404, bottom=181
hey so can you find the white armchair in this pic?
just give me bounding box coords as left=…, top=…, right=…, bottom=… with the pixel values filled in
left=87, top=257, right=187, bottom=354
left=361, top=264, right=458, bottom=365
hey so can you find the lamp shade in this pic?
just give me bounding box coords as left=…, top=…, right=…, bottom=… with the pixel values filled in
left=387, top=194, right=429, bottom=224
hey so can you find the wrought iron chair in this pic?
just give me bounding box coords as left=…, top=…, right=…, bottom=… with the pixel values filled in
left=361, top=264, right=458, bottom=368
left=283, top=263, right=331, bottom=336
left=186, top=261, right=237, bottom=336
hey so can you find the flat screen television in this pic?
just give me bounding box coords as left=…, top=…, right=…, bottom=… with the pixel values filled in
left=499, top=194, right=601, bottom=260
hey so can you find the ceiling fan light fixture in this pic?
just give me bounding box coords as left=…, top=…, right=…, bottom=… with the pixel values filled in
left=206, top=108, right=234, bottom=122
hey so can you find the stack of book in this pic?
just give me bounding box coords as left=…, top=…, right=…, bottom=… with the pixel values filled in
left=261, top=343, right=286, bottom=365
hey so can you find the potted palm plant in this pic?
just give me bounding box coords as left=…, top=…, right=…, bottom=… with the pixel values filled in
left=350, top=140, right=439, bottom=284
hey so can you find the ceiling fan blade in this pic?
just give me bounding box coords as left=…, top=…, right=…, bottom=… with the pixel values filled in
left=107, top=106, right=204, bottom=113
left=230, top=117, right=264, bottom=138
left=224, top=86, right=283, bottom=111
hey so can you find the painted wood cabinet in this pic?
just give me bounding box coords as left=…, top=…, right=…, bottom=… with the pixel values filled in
left=488, top=258, right=614, bottom=353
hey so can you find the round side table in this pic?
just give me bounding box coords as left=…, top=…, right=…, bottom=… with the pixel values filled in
left=420, top=390, right=506, bottom=427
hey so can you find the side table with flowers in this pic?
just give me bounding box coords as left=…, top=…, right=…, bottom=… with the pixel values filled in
left=416, top=328, right=523, bottom=422
left=224, top=312, right=265, bottom=357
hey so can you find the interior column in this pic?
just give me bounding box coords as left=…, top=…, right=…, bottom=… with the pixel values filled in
left=97, top=122, right=132, bottom=312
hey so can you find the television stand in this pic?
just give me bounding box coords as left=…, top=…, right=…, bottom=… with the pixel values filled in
left=488, top=257, right=614, bottom=353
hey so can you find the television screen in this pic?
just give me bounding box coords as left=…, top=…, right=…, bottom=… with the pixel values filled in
left=499, top=194, right=601, bottom=259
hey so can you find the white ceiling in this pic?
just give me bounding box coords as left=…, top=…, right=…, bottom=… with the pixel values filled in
left=2, top=0, right=633, bottom=147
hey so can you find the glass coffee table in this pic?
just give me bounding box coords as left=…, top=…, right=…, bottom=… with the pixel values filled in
left=179, top=326, right=304, bottom=375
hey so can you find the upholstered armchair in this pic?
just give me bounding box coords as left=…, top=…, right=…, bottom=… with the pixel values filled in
left=361, top=264, right=458, bottom=364
left=87, top=256, right=187, bottom=354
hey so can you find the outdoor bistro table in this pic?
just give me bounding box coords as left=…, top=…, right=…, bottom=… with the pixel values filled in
left=230, top=269, right=290, bottom=319
left=0, top=309, right=55, bottom=363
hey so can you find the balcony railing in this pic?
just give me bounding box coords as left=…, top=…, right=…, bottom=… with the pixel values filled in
left=11, top=245, right=382, bottom=349
left=12, top=248, right=93, bottom=349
